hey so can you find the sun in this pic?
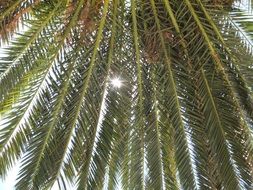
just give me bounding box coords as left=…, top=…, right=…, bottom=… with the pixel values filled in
left=111, top=77, right=122, bottom=88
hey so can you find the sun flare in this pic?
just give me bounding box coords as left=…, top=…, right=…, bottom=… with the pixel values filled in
left=111, top=78, right=122, bottom=88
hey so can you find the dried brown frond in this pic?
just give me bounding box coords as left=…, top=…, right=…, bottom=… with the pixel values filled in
left=0, top=0, right=40, bottom=41
left=0, top=7, right=29, bottom=39
left=204, top=0, right=234, bottom=8
left=77, top=0, right=103, bottom=45
left=0, top=0, right=16, bottom=11
left=134, top=2, right=176, bottom=64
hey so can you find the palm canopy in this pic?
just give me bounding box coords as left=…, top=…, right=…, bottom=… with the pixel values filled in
left=0, top=0, right=253, bottom=189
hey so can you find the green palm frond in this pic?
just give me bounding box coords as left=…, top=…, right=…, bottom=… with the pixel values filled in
left=1, top=0, right=253, bottom=189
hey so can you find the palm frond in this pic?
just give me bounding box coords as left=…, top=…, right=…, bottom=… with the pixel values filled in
left=1, top=0, right=253, bottom=189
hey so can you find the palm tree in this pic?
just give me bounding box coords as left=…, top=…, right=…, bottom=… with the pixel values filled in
left=0, top=0, right=253, bottom=189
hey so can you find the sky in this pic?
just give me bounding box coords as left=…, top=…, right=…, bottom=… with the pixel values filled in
left=0, top=166, right=18, bottom=189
